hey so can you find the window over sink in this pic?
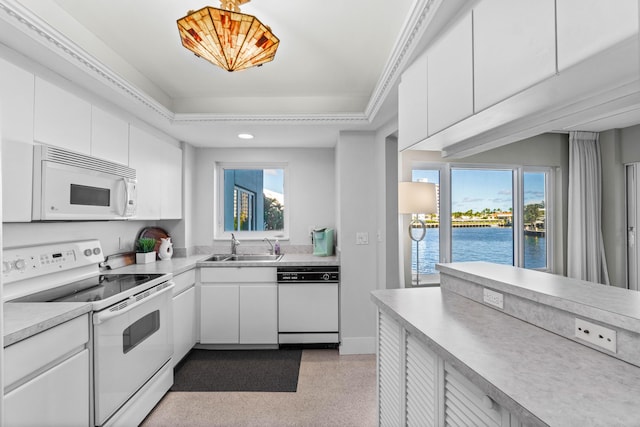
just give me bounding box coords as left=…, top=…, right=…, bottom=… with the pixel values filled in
left=215, top=163, right=288, bottom=240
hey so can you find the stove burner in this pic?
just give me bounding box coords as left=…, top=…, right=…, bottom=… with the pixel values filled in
left=13, top=273, right=166, bottom=304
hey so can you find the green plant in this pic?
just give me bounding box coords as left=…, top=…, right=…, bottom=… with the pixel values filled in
left=136, top=238, right=156, bottom=253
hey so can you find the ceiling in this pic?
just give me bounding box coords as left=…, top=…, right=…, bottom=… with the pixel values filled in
left=0, top=0, right=417, bottom=148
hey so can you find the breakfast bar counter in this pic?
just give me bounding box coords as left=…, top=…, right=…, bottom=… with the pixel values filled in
left=371, top=263, right=640, bottom=426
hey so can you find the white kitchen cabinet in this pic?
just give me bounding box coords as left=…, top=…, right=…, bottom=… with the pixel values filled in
left=556, top=0, right=638, bottom=72
left=427, top=11, right=473, bottom=135
left=4, top=314, right=91, bottom=427
left=172, top=269, right=197, bottom=366
left=377, top=311, right=523, bottom=427
left=129, top=125, right=182, bottom=220
left=34, top=77, right=92, bottom=154
left=200, top=267, right=278, bottom=345
left=398, top=52, right=428, bottom=150
left=91, top=106, right=129, bottom=165
left=0, top=57, right=34, bottom=222
left=473, top=0, right=556, bottom=111
left=157, top=141, right=182, bottom=219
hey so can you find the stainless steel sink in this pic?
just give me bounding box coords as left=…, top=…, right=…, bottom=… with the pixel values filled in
left=203, top=253, right=282, bottom=262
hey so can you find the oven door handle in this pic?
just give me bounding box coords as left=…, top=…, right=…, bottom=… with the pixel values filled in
left=93, top=281, right=174, bottom=325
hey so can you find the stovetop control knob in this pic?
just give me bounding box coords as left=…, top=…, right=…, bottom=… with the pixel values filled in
left=322, top=273, right=330, bottom=281
left=14, top=259, right=26, bottom=271
left=84, top=249, right=92, bottom=257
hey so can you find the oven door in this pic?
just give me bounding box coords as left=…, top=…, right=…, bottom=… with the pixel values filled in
left=37, top=161, right=136, bottom=220
left=93, top=281, right=174, bottom=426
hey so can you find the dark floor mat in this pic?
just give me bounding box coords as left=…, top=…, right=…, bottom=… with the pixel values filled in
left=171, top=349, right=302, bottom=392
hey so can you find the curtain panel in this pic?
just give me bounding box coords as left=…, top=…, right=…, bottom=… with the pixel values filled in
left=567, top=131, right=610, bottom=285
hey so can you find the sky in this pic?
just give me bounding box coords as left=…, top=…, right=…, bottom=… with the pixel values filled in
left=413, top=169, right=545, bottom=213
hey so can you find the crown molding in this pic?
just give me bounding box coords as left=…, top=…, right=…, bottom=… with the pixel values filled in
left=0, top=0, right=437, bottom=127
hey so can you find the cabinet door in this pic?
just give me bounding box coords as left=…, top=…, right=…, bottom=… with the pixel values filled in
left=378, top=311, right=403, bottom=427
left=34, top=77, right=91, bottom=154
left=173, top=287, right=196, bottom=366
left=473, top=0, right=556, bottom=111
left=0, top=58, right=34, bottom=222
left=406, top=333, right=438, bottom=427
left=398, top=53, right=428, bottom=150
left=91, top=106, right=129, bottom=165
left=200, top=284, right=239, bottom=344
left=427, top=12, right=473, bottom=134
left=5, top=350, right=90, bottom=427
left=157, top=141, right=182, bottom=219
left=129, top=125, right=161, bottom=219
left=444, top=362, right=508, bottom=426
left=239, top=284, right=277, bottom=344
left=556, top=0, right=638, bottom=72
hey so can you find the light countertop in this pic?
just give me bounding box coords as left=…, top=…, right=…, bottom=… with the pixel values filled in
left=371, top=287, right=640, bottom=427
left=4, top=302, right=92, bottom=347
left=4, top=252, right=339, bottom=346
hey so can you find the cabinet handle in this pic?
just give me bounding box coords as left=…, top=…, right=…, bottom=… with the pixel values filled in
left=482, top=395, right=495, bottom=410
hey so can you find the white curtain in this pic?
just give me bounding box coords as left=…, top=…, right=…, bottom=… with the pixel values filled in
left=567, top=131, right=610, bottom=285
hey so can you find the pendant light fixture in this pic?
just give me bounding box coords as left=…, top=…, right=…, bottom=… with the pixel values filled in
left=177, top=0, right=279, bottom=72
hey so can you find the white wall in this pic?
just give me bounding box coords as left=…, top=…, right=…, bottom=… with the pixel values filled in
left=336, top=131, right=379, bottom=354
left=192, top=147, right=336, bottom=247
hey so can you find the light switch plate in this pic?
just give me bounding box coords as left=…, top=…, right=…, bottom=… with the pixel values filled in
left=356, top=232, right=369, bottom=245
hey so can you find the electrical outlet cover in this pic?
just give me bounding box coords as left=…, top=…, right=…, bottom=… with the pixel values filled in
left=575, top=318, right=617, bottom=353
left=482, top=288, right=504, bottom=309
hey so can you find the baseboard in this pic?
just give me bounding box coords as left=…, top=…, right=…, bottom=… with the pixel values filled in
left=339, top=336, right=376, bottom=355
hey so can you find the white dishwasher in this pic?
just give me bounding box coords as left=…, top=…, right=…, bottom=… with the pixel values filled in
left=277, top=266, right=339, bottom=345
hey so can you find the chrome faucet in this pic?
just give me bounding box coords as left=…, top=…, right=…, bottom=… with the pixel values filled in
left=263, top=237, right=274, bottom=255
left=231, top=233, right=240, bottom=254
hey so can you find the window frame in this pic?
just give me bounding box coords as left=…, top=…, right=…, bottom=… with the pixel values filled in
left=214, top=162, right=289, bottom=241
left=408, top=162, right=554, bottom=285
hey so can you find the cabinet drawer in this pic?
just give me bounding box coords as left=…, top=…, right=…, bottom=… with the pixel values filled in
left=200, top=267, right=276, bottom=283
left=173, top=268, right=196, bottom=296
left=5, top=314, right=89, bottom=389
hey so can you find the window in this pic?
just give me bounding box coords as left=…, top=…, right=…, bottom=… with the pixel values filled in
left=216, top=164, right=288, bottom=239
left=408, top=164, right=552, bottom=286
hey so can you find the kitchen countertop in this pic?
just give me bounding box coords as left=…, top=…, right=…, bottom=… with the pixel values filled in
left=4, top=302, right=92, bottom=347
left=371, top=287, right=640, bottom=426
left=4, top=252, right=339, bottom=346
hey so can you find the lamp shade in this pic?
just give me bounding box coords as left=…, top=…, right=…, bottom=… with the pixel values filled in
left=398, top=182, right=437, bottom=214
left=177, top=4, right=279, bottom=72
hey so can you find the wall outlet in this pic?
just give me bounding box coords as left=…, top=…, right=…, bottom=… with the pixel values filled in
left=575, top=318, right=617, bottom=353
left=356, top=232, right=369, bottom=245
left=482, top=288, right=504, bottom=309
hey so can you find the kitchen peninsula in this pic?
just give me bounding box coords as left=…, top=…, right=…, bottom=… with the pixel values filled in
left=372, top=262, right=640, bottom=426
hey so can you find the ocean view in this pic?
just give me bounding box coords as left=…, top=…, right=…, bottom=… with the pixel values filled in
left=411, top=227, right=546, bottom=274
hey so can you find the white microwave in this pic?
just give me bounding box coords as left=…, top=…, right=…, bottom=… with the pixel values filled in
left=32, top=145, right=137, bottom=221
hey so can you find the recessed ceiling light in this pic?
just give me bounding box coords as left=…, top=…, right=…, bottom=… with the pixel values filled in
left=238, top=133, right=254, bottom=140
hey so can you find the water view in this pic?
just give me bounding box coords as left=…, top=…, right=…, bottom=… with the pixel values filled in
left=411, top=227, right=546, bottom=274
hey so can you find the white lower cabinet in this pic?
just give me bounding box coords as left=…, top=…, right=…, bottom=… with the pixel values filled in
left=199, top=267, right=278, bottom=345
left=172, top=269, right=197, bottom=366
left=377, top=311, right=523, bottom=427
left=4, top=314, right=91, bottom=427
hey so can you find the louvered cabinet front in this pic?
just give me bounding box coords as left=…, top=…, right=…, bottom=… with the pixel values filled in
left=378, top=311, right=403, bottom=427
left=405, top=333, right=438, bottom=426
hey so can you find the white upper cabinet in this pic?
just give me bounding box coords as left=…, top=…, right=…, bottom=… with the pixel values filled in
left=129, top=125, right=161, bottom=219
left=157, top=141, right=182, bottom=219
left=0, top=57, right=34, bottom=222
left=129, top=125, right=182, bottom=220
left=427, top=12, right=473, bottom=135
left=398, top=53, right=428, bottom=150
left=34, top=77, right=91, bottom=154
left=473, top=0, right=556, bottom=111
left=556, top=0, right=638, bottom=72
left=91, top=106, right=129, bottom=165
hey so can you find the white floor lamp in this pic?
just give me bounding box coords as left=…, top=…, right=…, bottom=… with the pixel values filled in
left=399, top=182, right=437, bottom=286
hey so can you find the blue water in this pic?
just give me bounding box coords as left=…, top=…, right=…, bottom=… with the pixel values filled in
left=411, top=227, right=546, bottom=274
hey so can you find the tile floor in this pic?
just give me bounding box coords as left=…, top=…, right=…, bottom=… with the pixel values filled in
left=141, top=349, right=377, bottom=427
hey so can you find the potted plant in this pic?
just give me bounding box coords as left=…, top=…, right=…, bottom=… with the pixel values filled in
left=136, top=238, right=156, bottom=264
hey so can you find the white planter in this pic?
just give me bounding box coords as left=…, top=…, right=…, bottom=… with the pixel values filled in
left=136, top=252, right=156, bottom=264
